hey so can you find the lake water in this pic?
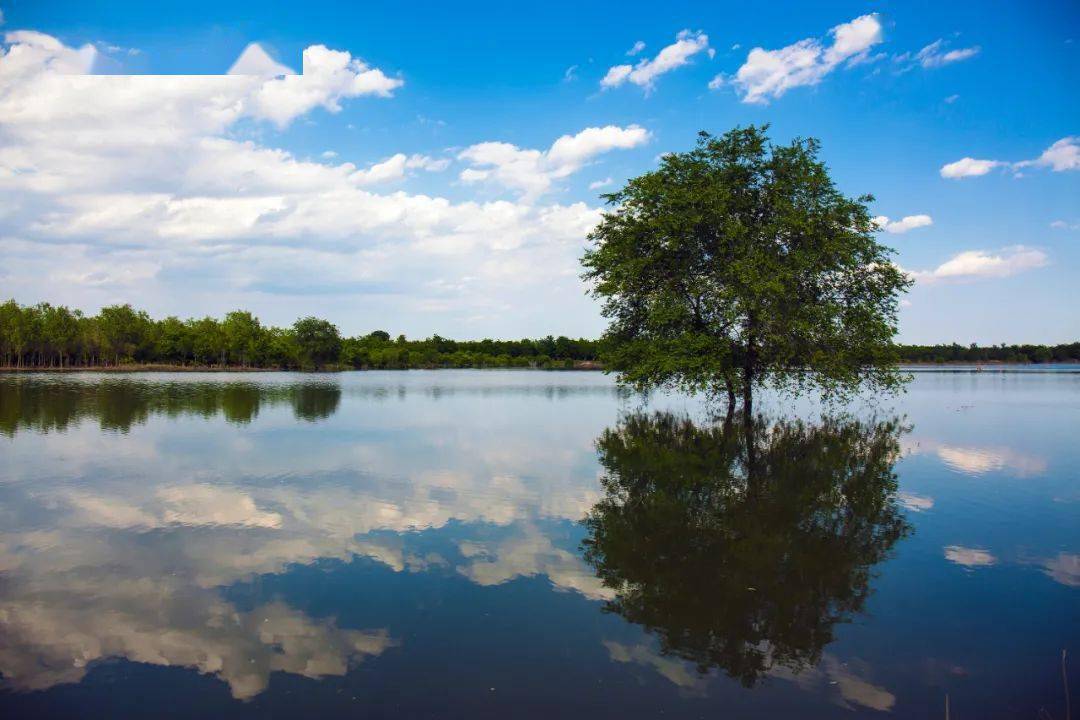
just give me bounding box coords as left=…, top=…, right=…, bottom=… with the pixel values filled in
left=0, top=370, right=1076, bottom=719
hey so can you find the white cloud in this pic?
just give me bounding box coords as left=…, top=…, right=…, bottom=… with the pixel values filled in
left=944, top=545, right=996, bottom=568
left=0, top=31, right=618, bottom=334
left=915, top=39, right=981, bottom=68
left=3, top=29, right=98, bottom=74
left=940, top=157, right=1005, bottom=178
left=873, top=214, right=933, bottom=234
left=588, top=177, right=613, bottom=190
left=1016, top=136, right=1080, bottom=172
left=247, top=44, right=402, bottom=127
left=944, top=94, right=960, bottom=104
left=1050, top=219, right=1079, bottom=230
left=349, top=153, right=448, bottom=186
left=321, top=150, right=337, bottom=159
left=724, top=14, right=882, bottom=103
left=458, top=125, right=649, bottom=199
left=942, top=137, right=1079, bottom=179
left=226, top=42, right=295, bottom=77
left=626, top=40, right=646, bottom=56
left=601, top=30, right=709, bottom=90
left=909, top=246, right=1048, bottom=283
left=600, top=64, right=632, bottom=87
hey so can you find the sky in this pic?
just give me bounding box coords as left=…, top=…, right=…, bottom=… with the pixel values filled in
left=0, top=0, right=1077, bottom=343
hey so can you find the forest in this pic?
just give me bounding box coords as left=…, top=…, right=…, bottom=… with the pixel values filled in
left=1, top=300, right=1077, bottom=370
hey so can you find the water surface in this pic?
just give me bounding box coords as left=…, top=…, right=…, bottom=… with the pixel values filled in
left=0, top=370, right=1076, bottom=718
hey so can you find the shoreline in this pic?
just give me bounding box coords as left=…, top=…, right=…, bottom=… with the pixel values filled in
left=1, top=360, right=1077, bottom=375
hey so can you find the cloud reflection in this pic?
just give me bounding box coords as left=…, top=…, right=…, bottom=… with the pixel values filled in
left=0, top=377, right=617, bottom=697
left=1039, top=552, right=1080, bottom=587
left=903, top=437, right=1047, bottom=477
left=0, top=578, right=393, bottom=699
left=943, top=545, right=997, bottom=568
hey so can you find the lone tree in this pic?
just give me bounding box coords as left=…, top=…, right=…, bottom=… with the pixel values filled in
left=582, top=126, right=911, bottom=411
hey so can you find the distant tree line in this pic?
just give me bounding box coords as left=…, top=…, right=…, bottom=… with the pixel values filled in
left=0, top=300, right=600, bottom=370
left=897, top=342, right=1080, bottom=364
left=0, top=301, right=1074, bottom=370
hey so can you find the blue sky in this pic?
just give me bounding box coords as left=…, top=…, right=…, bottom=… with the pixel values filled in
left=1, top=0, right=1077, bottom=343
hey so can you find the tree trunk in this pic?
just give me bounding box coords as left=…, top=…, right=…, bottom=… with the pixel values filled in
left=742, top=344, right=755, bottom=416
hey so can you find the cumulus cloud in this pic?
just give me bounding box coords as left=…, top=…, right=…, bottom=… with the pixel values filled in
left=349, top=153, right=449, bottom=186
left=1014, top=136, right=1080, bottom=173
left=941, top=137, right=1079, bottom=179
left=0, top=30, right=612, bottom=335
left=873, top=214, right=933, bottom=234
left=601, top=30, right=709, bottom=90
left=908, top=246, right=1048, bottom=283
left=1050, top=219, right=1079, bottom=230
left=588, top=177, right=613, bottom=190
left=939, top=157, right=1004, bottom=178
left=458, top=125, right=649, bottom=199
left=721, top=14, right=882, bottom=103
left=247, top=44, right=402, bottom=127
left=626, top=40, right=646, bottom=56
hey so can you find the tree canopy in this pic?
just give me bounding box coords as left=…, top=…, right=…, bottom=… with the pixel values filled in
left=582, top=125, right=912, bottom=408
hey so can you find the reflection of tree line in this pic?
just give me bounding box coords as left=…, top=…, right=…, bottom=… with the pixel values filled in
left=342, top=384, right=624, bottom=401
left=0, top=380, right=341, bottom=434
left=582, top=412, right=911, bottom=687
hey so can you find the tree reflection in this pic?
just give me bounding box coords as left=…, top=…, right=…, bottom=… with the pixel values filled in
left=291, top=382, right=342, bottom=421
left=582, top=412, right=911, bottom=686
left=0, top=378, right=342, bottom=434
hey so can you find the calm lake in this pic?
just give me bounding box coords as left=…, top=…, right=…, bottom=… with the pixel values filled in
left=1, top=369, right=1077, bottom=719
